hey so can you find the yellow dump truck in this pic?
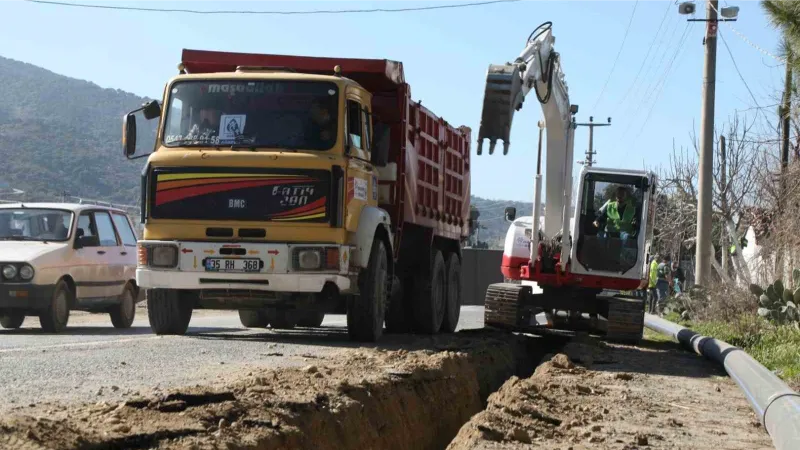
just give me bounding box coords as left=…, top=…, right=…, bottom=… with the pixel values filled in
left=122, top=49, right=472, bottom=342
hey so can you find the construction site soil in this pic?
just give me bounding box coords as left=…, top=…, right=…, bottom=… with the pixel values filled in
left=0, top=329, right=773, bottom=450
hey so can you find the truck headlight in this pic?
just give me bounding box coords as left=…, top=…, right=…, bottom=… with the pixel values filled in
left=297, top=249, right=322, bottom=270
left=150, top=245, right=179, bottom=268
left=2, top=265, right=17, bottom=280
left=18, top=264, right=34, bottom=280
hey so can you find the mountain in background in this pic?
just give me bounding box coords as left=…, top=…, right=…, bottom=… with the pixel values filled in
left=0, top=55, right=524, bottom=247
left=0, top=55, right=150, bottom=204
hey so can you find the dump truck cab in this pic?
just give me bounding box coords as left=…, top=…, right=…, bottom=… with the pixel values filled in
left=123, top=50, right=406, bottom=341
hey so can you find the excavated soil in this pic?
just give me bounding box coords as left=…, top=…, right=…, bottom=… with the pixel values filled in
left=447, top=335, right=773, bottom=450
left=0, top=330, right=561, bottom=450
left=0, top=330, right=773, bottom=450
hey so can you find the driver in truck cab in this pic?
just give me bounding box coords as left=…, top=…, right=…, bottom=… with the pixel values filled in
left=593, top=185, right=638, bottom=240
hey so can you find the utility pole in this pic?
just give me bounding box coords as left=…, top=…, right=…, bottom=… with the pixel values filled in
left=575, top=116, right=611, bottom=167
left=679, top=0, right=738, bottom=286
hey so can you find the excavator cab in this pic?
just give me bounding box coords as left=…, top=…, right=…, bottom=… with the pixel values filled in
left=572, top=167, right=655, bottom=281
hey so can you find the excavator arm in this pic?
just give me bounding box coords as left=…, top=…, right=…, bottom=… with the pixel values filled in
left=476, top=22, right=578, bottom=269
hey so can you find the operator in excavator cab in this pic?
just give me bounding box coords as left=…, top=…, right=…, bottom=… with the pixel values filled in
left=593, top=185, right=638, bottom=240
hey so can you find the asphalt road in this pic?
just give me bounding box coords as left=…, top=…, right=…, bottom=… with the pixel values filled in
left=0, top=306, right=486, bottom=412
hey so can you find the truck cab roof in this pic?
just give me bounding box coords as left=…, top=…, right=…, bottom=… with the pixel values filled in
left=180, top=49, right=406, bottom=93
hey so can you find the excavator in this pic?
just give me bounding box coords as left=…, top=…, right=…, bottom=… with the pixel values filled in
left=476, top=22, right=657, bottom=342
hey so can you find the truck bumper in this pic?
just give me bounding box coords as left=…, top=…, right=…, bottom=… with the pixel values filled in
left=136, top=269, right=351, bottom=293
left=0, top=283, right=55, bottom=310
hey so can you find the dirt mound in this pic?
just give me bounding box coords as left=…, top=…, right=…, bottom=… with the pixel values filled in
left=0, top=331, right=542, bottom=450
left=447, top=339, right=772, bottom=450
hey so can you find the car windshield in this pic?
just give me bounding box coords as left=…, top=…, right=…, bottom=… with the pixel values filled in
left=162, top=80, right=339, bottom=150
left=0, top=208, right=73, bottom=242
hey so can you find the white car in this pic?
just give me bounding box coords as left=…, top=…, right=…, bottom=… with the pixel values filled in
left=0, top=203, right=141, bottom=332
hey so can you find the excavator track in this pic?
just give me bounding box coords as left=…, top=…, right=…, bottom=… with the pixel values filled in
left=604, top=295, right=646, bottom=344
left=484, top=283, right=531, bottom=329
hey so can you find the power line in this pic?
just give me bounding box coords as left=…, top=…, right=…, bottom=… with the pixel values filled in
left=718, top=29, right=776, bottom=132
left=623, top=23, right=693, bottom=144
left=23, top=0, right=520, bottom=15
left=591, top=0, right=640, bottom=112
left=612, top=0, right=673, bottom=115
left=618, top=15, right=684, bottom=124
left=707, top=0, right=785, bottom=64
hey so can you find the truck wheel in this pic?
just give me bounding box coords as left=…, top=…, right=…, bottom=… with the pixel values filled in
left=39, top=280, right=71, bottom=333
left=347, top=238, right=388, bottom=342
left=147, top=289, right=192, bottom=335
left=110, top=283, right=136, bottom=329
left=413, top=249, right=446, bottom=334
left=239, top=310, right=269, bottom=328
left=440, top=253, right=462, bottom=333
left=268, top=310, right=297, bottom=330
left=385, top=275, right=413, bottom=333
left=0, top=312, right=24, bottom=329
left=297, top=311, right=325, bottom=328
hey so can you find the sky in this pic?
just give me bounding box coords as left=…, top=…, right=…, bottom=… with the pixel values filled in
left=0, top=0, right=787, bottom=204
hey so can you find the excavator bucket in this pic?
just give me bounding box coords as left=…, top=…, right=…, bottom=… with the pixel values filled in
left=477, top=63, right=524, bottom=155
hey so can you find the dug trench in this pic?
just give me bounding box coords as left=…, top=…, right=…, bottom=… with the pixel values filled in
left=0, top=328, right=772, bottom=450
left=0, top=329, right=567, bottom=450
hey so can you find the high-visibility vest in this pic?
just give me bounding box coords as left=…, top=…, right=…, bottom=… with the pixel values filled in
left=606, top=199, right=636, bottom=233
left=649, top=260, right=658, bottom=288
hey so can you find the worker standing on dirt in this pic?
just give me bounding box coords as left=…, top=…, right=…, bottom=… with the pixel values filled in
left=655, top=255, right=672, bottom=315
left=647, top=255, right=659, bottom=313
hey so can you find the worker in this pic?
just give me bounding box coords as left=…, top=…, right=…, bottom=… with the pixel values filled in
left=593, top=185, right=638, bottom=240
left=671, top=260, right=685, bottom=295
left=647, top=255, right=659, bottom=313
left=655, top=255, right=673, bottom=315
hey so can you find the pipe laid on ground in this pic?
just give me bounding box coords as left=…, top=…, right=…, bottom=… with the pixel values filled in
left=644, top=313, right=800, bottom=450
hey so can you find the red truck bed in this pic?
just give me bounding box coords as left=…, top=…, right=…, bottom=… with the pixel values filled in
left=181, top=49, right=471, bottom=243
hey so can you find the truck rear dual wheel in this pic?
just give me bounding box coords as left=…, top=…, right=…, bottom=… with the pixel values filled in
left=413, top=249, right=446, bottom=334
left=385, top=275, right=413, bottom=333
left=297, top=311, right=325, bottom=328
left=347, top=238, right=388, bottom=342
left=239, top=310, right=269, bottom=328
left=441, top=253, right=462, bottom=333
left=147, top=289, right=193, bottom=335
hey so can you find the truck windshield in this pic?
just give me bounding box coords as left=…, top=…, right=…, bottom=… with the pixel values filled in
left=0, top=209, right=73, bottom=242
left=162, top=80, right=339, bottom=150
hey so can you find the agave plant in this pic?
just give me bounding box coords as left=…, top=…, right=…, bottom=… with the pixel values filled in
left=749, top=268, right=800, bottom=324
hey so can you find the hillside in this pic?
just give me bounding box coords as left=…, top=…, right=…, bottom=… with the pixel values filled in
left=470, top=196, right=535, bottom=249
left=0, top=55, right=151, bottom=204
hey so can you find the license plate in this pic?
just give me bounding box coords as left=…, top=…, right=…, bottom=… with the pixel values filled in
left=204, top=258, right=261, bottom=273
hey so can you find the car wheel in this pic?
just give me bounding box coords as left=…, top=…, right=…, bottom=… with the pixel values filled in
left=0, top=312, right=25, bottom=329
left=39, top=280, right=71, bottom=333
left=110, top=283, right=136, bottom=329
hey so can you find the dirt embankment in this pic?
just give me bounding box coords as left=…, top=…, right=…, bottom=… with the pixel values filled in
left=0, top=331, right=558, bottom=450
left=447, top=336, right=773, bottom=450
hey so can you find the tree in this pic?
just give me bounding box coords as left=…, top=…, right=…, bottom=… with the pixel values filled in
left=659, top=114, right=761, bottom=285
left=763, top=1, right=800, bottom=71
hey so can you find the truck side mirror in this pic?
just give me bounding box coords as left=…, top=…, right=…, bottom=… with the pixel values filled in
left=122, top=113, right=137, bottom=158
left=142, top=100, right=162, bottom=120
left=371, top=122, right=390, bottom=167
left=504, top=206, right=516, bottom=222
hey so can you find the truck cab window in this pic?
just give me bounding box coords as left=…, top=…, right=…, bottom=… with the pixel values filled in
left=347, top=100, right=363, bottom=150
left=362, top=107, right=371, bottom=152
